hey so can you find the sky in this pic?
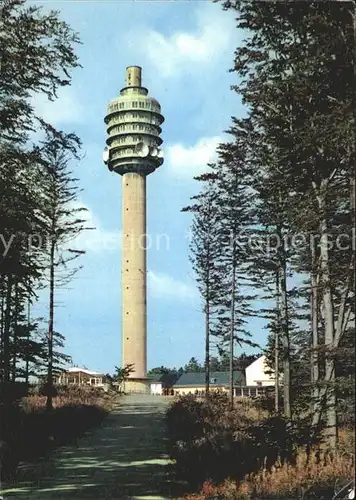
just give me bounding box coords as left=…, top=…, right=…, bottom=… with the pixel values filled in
left=30, top=0, right=268, bottom=374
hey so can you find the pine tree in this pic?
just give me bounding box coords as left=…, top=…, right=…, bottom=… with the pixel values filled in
left=37, top=134, right=86, bottom=411
left=212, top=144, right=257, bottom=405
left=182, top=171, right=222, bottom=394
left=183, top=357, right=204, bottom=374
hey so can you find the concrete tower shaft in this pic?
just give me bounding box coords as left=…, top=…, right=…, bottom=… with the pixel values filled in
left=104, top=66, right=164, bottom=393
left=122, top=172, right=147, bottom=383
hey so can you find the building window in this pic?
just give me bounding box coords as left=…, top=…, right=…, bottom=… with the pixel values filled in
left=132, top=101, right=138, bottom=108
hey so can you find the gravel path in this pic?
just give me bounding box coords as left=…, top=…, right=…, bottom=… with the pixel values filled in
left=1, top=395, right=176, bottom=500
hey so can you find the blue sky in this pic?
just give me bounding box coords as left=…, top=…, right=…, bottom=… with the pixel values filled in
left=30, top=0, right=268, bottom=374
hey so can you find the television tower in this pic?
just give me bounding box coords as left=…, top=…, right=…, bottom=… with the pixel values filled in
left=103, top=66, right=164, bottom=393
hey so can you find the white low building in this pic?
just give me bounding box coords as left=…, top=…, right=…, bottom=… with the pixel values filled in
left=56, top=367, right=107, bottom=389
left=245, top=355, right=275, bottom=387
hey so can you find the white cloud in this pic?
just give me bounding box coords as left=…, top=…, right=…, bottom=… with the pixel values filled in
left=148, top=270, right=198, bottom=301
left=66, top=201, right=122, bottom=255
left=124, top=5, right=236, bottom=78
left=166, top=136, right=221, bottom=179
left=31, top=86, right=85, bottom=126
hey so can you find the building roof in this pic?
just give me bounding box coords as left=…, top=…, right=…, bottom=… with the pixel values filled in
left=147, top=372, right=180, bottom=387
left=66, top=367, right=103, bottom=376
left=246, top=354, right=267, bottom=369
left=174, top=371, right=245, bottom=388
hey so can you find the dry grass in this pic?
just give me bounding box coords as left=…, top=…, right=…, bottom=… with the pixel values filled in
left=233, top=398, right=268, bottom=422
left=184, top=448, right=355, bottom=499
left=21, top=385, right=114, bottom=412
left=241, top=448, right=354, bottom=497
left=336, top=427, right=355, bottom=455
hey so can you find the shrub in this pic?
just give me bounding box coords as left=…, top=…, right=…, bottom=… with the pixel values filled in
left=167, top=393, right=321, bottom=489
left=167, top=393, right=250, bottom=486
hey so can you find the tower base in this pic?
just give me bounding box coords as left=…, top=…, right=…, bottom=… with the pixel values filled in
left=123, top=378, right=149, bottom=394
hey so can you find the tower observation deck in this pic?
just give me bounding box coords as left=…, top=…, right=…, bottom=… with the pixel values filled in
left=104, top=66, right=164, bottom=175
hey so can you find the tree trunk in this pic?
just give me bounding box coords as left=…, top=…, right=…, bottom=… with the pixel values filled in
left=0, top=282, right=5, bottom=364
left=11, top=281, right=19, bottom=382
left=275, top=267, right=280, bottom=413
left=311, top=236, right=320, bottom=416
left=351, top=175, right=355, bottom=227
left=205, top=297, right=210, bottom=396
left=3, top=273, right=13, bottom=384
left=0, top=274, right=13, bottom=443
left=277, top=227, right=291, bottom=420
left=312, top=255, right=354, bottom=430
left=25, top=298, right=30, bottom=385
left=229, top=258, right=236, bottom=408
left=317, top=186, right=337, bottom=448
left=205, top=226, right=210, bottom=396
left=46, top=240, right=55, bottom=412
